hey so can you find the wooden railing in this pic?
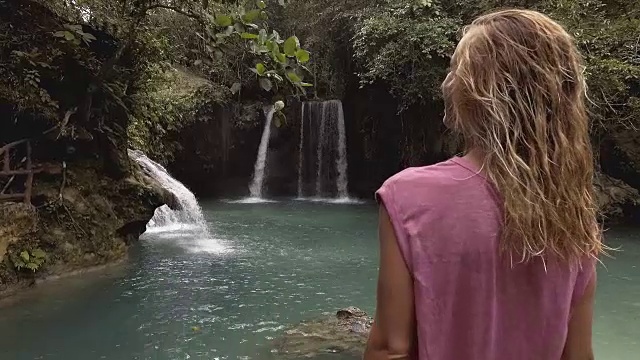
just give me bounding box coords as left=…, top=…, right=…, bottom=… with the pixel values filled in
left=1, top=140, right=36, bottom=205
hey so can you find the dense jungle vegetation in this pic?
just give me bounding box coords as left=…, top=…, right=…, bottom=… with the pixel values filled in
left=1, top=0, right=639, bottom=195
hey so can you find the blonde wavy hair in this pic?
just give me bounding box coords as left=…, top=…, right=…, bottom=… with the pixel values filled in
left=442, top=9, right=602, bottom=262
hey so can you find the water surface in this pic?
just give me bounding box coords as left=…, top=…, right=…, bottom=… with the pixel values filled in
left=0, top=201, right=637, bottom=359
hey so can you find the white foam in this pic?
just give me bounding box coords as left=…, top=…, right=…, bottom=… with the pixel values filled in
left=226, top=197, right=278, bottom=204
left=295, top=197, right=365, bottom=205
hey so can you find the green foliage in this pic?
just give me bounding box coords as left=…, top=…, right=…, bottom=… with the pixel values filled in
left=1, top=0, right=314, bottom=164
left=11, top=248, right=47, bottom=272
left=292, top=0, right=639, bottom=129
left=542, top=0, right=640, bottom=133
left=281, top=0, right=639, bottom=173
left=233, top=28, right=312, bottom=95
left=53, top=24, right=97, bottom=46
left=353, top=0, right=459, bottom=110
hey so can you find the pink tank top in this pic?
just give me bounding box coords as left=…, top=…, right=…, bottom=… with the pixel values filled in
left=376, top=156, right=596, bottom=360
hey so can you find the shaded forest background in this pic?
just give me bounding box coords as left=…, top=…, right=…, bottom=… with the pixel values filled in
left=2, top=0, right=640, bottom=199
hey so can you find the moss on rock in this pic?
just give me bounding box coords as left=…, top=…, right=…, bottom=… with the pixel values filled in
left=0, top=160, right=165, bottom=297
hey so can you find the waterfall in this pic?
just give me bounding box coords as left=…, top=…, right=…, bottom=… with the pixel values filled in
left=297, top=100, right=350, bottom=200
left=128, top=150, right=210, bottom=235
left=248, top=106, right=275, bottom=199
left=315, top=104, right=327, bottom=196
left=296, top=103, right=305, bottom=198
left=335, top=103, right=348, bottom=198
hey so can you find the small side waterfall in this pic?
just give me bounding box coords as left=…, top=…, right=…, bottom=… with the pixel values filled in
left=128, top=149, right=209, bottom=235
left=297, top=100, right=350, bottom=200
left=248, top=106, right=275, bottom=199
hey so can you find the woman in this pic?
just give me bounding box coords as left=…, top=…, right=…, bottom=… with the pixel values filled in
left=365, top=9, right=600, bottom=360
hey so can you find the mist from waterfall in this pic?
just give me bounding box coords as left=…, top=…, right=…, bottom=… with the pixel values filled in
left=297, top=100, right=351, bottom=200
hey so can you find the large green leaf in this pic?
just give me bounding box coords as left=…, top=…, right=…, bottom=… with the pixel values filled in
left=265, top=40, right=274, bottom=51
left=287, top=72, right=302, bottom=82
left=215, top=15, right=233, bottom=27
left=284, top=36, right=300, bottom=57
left=32, top=249, right=46, bottom=259
left=271, top=43, right=287, bottom=64
left=259, top=78, right=273, bottom=91
left=242, top=9, right=261, bottom=24
left=295, top=49, right=310, bottom=63
left=20, top=251, right=29, bottom=262
left=256, top=63, right=266, bottom=75
left=271, top=42, right=281, bottom=56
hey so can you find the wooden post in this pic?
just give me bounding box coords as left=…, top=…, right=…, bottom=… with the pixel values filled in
left=24, top=141, right=33, bottom=205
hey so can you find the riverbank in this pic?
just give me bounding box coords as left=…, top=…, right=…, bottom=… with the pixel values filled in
left=0, top=160, right=168, bottom=299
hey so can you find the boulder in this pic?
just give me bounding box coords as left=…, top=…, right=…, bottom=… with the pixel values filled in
left=271, top=307, right=372, bottom=359
left=594, top=172, right=640, bottom=219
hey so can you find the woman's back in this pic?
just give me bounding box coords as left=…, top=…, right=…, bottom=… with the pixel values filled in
left=376, top=156, right=595, bottom=359
left=364, top=10, right=600, bottom=360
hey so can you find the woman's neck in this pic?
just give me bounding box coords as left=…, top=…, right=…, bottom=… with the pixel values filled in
left=463, top=148, right=485, bottom=168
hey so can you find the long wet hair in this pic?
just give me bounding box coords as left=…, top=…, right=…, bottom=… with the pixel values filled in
left=442, top=9, right=602, bottom=262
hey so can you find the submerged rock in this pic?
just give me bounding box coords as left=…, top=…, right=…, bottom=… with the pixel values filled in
left=271, top=307, right=372, bottom=359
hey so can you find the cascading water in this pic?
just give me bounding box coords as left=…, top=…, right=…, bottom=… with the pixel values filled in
left=296, top=103, right=305, bottom=198
left=248, top=106, right=275, bottom=199
left=335, top=102, right=348, bottom=199
left=128, top=149, right=209, bottom=236
left=297, top=100, right=350, bottom=200
left=315, top=104, right=327, bottom=196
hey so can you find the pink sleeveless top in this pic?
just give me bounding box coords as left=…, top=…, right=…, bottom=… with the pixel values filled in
left=376, top=156, right=596, bottom=360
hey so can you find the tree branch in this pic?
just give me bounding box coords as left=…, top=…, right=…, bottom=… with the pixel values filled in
left=144, top=4, right=205, bottom=25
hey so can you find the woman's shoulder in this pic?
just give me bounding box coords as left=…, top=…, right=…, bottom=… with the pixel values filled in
left=381, top=158, right=470, bottom=189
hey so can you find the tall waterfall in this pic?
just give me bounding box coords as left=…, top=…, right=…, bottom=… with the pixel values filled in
left=128, top=149, right=209, bottom=235
left=297, top=100, right=350, bottom=199
left=296, top=103, right=305, bottom=198
left=248, top=106, right=275, bottom=199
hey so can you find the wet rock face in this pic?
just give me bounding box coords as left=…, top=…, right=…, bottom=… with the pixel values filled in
left=0, top=203, right=37, bottom=263
left=594, top=172, right=640, bottom=219
left=272, top=307, right=372, bottom=359
left=0, top=160, right=165, bottom=296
